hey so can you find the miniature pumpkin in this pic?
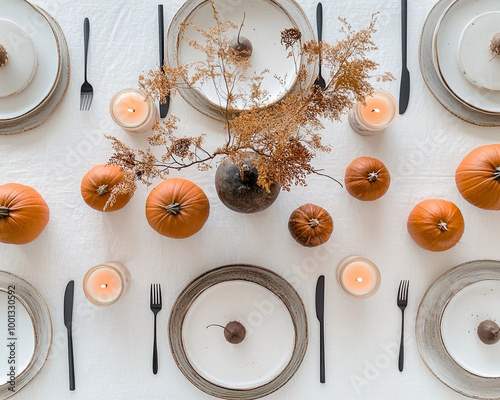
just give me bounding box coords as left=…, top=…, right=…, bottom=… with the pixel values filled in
left=288, top=203, right=333, bottom=247
left=0, top=183, right=50, bottom=244
left=407, top=199, right=465, bottom=252
left=81, top=164, right=132, bottom=212
left=146, top=178, right=210, bottom=239
left=455, top=144, right=500, bottom=210
left=345, top=157, right=390, bottom=201
left=215, top=153, right=280, bottom=214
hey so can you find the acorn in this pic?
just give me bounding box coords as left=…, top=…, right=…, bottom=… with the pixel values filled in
left=207, top=321, right=247, bottom=344
left=477, top=320, right=500, bottom=345
left=0, top=44, right=8, bottom=68
left=490, top=33, right=500, bottom=57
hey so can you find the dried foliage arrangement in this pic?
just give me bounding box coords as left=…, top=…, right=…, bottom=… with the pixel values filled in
left=106, top=1, right=392, bottom=209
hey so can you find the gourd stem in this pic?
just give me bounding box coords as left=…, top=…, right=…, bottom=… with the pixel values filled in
left=165, top=202, right=182, bottom=215
left=0, top=44, right=8, bottom=67
left=0, top=206, right=10, bottom=218
left=96, top=184, right=109, bottom=196
left=237, top=12, right=246, bottom=44
left=494, top=167, right=500, bottom=181
left=308, top=218, right=320, bottom=228
left=240, top=164, right=253, bottom=183
left=206, top=324, right=233, bottom=335
left=437, top=220, right=448, bottom=231
left=367, top=171, right=379, bottom=182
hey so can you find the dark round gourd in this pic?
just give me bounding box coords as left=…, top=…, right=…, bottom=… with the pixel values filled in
left=214, top=155, right=280, bottom=213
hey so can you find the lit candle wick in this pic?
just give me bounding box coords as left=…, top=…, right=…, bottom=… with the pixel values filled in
left=101, top=284, right=108, bottom=289
left=371, top=108, right=380, bottom=113
left=127, top=108, right=135, bottom=113
left=356, top=277, right=363, bottom=283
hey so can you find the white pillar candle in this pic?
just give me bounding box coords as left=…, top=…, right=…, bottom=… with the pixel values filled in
left=109, top=89, right=158, bottom=135
left=348, top=90, right=398, bottom=136
left=337, top=256, right=381, bottom=298
left=83, top=262, right=130, bottom=306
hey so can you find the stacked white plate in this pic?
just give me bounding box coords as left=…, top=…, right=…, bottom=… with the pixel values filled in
left=0, top=0, right=70, bottom=135
left=420, top=0, right=500, bottom=126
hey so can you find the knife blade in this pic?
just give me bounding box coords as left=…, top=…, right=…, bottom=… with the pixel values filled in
left=399, top=0, right=410, bottom=114
left=158, top=4, right=170, bottom=118
left=315, top=275, right=325, bottom=383
left=64, top=280, right=75, bottom=391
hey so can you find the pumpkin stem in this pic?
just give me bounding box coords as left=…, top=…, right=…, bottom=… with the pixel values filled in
left=0, top=206, right=10, bottom=219
left=308, top=218, right=320, bottom=228
left=367, top=172, right=379, bottom=182
left=165, top=202, right=182, bottom=215
left=96, top=184, right=109, bottom=196
left=437, top=220, right=448, bottom=231
left=494, top=167, right=500, bottom=181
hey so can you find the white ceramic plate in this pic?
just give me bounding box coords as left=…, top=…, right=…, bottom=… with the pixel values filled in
left=416, top=260, right=500, bottom=399
left=434, top=0, right=500, bottom=114
left=169, top=264, right=308, bottom=399
left=441, top=280, right=500, bottom=378
left=167, top=0, right=315, bottom=120
left=0, top=0, right=60, bottom=121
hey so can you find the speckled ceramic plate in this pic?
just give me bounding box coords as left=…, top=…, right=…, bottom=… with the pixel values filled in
left=168, top=264, right=308, bottom=399
left=419, top=0, right=500, bottom=126
left=0, top=271, right=52, bottom=399
left=166, top=0, right=315, bottom=121
left=416, top=260, right=500, bottom=399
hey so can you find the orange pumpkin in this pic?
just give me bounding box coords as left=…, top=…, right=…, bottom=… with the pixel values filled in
left=455, top=144, right=500, bottom=210
left=81, top=164, right=132, bottom=212
left=0, top=183, right=50, bottom=244
left=146, top=178, right=210, bottom=239
left=345, top=157, right=390, bottom=201
left=407, top=199, right=465, bottom=252
left=288, top=203, right=333, bottom=247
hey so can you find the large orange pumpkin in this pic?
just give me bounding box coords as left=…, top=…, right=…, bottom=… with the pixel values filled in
left=345, top=157, right=390, bottom=201
left=81, top=164, right=132, bottom=212
left=0, top=183, right=50, bottom=244
left=455, top=144, right=500, bottom=210
left=146, top=178, right=210, bottom=239
left=407, top=199, right=465, bottom=252
left=288, top=203, right=333, bottom=247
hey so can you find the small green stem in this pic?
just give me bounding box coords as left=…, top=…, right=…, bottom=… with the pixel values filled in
left=165, top=202, right=182, bottom=215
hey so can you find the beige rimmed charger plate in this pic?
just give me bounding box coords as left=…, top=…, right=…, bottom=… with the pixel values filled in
left=0, top=271, right=52, bottom=399
left=416, top=260, right=500, bottom=399
left=0, top=3, right=70, bottom=135
left=166, top=0, right=316, bottom=121
left=419, top=0, right=500, bottom=126
left=169, top=264, right=308, bottom=400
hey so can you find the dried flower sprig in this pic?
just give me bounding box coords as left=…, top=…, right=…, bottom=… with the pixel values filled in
left=106, top=2, right=392, bottom=207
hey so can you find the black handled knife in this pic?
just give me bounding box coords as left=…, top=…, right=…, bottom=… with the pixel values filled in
left=315, top=275, right=325, bottom=383
left=399, top=0, right=410, bottom=114
left=158, top=4, right=170, bottom=118
left=64, top=280, right=75, bottom=391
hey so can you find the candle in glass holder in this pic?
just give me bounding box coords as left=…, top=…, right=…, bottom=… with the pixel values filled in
left=337, top=256, right=381, bottom=298
left=348, top=90, right=398, bottom=136
left=83, top=262, right=130, bottom=306
left=109, top=89, right=158, bottom=135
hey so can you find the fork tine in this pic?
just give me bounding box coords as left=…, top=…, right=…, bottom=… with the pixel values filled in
left=158, top=284, right=162, bottom=305
left=150, top=283, right=153, bottom=303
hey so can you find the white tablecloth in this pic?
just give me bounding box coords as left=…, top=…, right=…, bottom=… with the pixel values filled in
left=1, top=0, right=499, bottom=399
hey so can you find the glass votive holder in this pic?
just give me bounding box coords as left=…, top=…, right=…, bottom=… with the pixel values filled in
left=336, top=256, right=381, bottom=298
left=348, top=90, right=398, bottom=136
left=83, top=261, right=130, bottom=306
left=109, top=88, right=158, bottom=135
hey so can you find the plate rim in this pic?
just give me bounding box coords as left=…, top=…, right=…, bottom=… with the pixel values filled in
left=168, top=264, right=308, bottom=400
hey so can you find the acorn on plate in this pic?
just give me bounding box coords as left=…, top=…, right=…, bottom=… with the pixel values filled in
left=490, top=33, right=500, bottom=57
left=0, top=44, right=8, bottom=67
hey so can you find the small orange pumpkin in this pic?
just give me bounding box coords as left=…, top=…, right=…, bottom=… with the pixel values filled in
left=0, top=183, right=50, bottom=244
left=345, top=157, right=390, bottom=201
left=81, top=164, right=132, bottom=212
left=288, top=203, right=333, bottom=247
left=455, top=144, right=500, bottom=210
left=407, top=199, right=465, bottom=252
left=146, top=178, right=210, bottom=239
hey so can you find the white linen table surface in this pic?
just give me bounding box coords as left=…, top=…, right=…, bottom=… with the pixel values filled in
left=1, top=0, right=499, bottom=399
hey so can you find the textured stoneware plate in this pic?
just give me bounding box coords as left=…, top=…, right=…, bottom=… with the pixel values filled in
left=167, top=0, right=315, bottom=121
left=0, top=271, right=52, bottom=399
left=419, top=0, right=500, bottom=126
left=416, top=260, right=500, bottom=399
left=0, top=0, right=60, bottom=121
left=0, top=4, right=70, bottom=135
left=169, top=264, right=308, bottom=399
left=441, top=280, right=500, bottom=378
left=434, top=0, right=500, bottom=114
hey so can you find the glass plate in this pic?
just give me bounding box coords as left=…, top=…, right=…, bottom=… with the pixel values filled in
left=169, top=264, right=308, bottom=399
left=416, top=260, right=500, bottom=399
left=0, top=271, right=52, bottom=399
left=166, top=0, right=315, bottom=121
